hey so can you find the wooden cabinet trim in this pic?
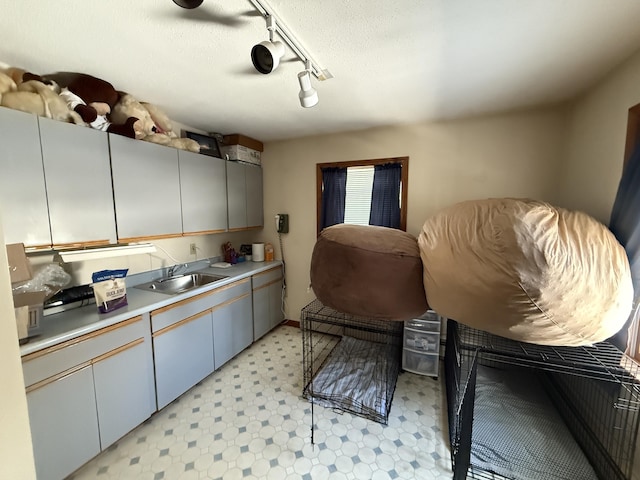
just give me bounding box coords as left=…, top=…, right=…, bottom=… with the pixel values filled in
left=25, top=363, right=91, bottom=394
left=153, top=309, right=211, bottom=338
left=22, top=316, right=143, bottom=363
left=119, top=233, right=183, bottom=243
left=183, top=229, right=227, bottom=236
left=151, top=278, right=250, bottom=316
left=253, top=267, right=282, bottom=278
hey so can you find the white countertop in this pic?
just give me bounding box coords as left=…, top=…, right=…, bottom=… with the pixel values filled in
left=20, top=260, right=283, bottom=356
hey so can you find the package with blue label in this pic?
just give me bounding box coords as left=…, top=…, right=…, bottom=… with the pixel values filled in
left=91, top=269, right=128, bottom=313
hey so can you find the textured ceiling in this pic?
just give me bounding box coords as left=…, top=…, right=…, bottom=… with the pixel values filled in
left=1, top=0, right=640, bottom=142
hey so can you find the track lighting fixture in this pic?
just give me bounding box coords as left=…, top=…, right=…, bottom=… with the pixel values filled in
left=298, top=63, right=318, bottom=108
left=172, top=0, right=203, bottom=8
left=251, top=16, right=285, bottom=74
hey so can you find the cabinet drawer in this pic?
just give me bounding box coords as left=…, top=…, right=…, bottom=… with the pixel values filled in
left=252, top=266, right=283, bottom=289
left=405, top=318, right=440, bottom=332
left=404, top=329, right=439, bottom=353
left=151, top=279, right=250, bottom=332
left=403, top=350, right=439, bottom=377
left=22, top=316, right=145, bottom=388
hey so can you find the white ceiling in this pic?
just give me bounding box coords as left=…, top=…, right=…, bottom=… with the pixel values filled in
left=2, top=0, right=640, bottom=142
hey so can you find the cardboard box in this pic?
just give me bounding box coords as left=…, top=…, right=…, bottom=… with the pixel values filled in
left=222, top=134, right=264, bottom=152
left=6, top=243, right=32, bottom=284
left=220, top=144, right=262, bottom=165
left=13, top=291, right=46, bottom=335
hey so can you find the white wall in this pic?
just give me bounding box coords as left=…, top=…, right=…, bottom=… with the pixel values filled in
left=557, top=49, right=640, bottom=222
left=0, top=211, right=36, bottom=479
left=260, top=107, right=568, bottom=320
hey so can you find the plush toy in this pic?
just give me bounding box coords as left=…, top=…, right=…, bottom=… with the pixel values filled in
left=0, top=78, right=83, bottom=124
left=111, top=93, right=200, bottom=152
left=0, top=71, right=16, bottom=99
left=32, top=72, right=140, bottom=138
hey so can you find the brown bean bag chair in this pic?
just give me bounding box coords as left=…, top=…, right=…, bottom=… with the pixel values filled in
left=418, top=198, right=633, bottom=346
left=310, top=224, right=428, bottom=321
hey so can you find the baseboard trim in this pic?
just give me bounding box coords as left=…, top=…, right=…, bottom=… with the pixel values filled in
left=283, top=319, right=300, bottom=328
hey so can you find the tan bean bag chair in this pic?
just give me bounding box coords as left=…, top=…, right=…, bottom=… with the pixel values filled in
left=418, top=198, right=633, bottom=346
left=311, top=224, right=428, bottom=321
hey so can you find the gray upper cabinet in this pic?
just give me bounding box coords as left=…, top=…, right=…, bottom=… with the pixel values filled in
left=226, top=161, right=248, bottom=230
left=227, top=161, right=263, bottom=231
left=39, top=117, right=116, bottom=246
left=179, top=151, right=227, bottom=234
left=0, top=107, right=51, bottom=246
left=110, top=134, right=182, bottom=240
left=245, top=163, right=263, bottom=228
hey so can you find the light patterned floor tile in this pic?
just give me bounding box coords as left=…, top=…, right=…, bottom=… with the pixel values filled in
left=69, top=325, right=453, bottom=479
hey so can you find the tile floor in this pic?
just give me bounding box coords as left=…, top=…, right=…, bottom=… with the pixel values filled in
left=69, top=325, right=453, bottom=480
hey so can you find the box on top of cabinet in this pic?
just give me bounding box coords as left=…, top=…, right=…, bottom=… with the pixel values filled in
left=6, top=243, right=32, bottom=284
left=221, top=133, right=263, bottom=166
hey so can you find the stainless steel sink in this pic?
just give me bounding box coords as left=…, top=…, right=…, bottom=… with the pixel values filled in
left=134, top=273, right=228, bottom=295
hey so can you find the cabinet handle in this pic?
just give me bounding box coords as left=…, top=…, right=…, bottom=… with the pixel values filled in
left=92, top=338, right=144, bottom=364
left=153, top=309, right=211, bottom=338
left=26, top=362, right=91, bottom=394
left=211, top=292, right=251, bottom=312
left=22, top=316, right=143, bottom=363
left=253, top=278, right=282, bottom=292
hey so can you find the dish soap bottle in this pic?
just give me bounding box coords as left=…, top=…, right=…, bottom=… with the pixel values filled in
left=265, top=243, right=274, bottom=262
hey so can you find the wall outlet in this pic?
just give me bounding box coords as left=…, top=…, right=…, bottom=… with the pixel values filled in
left=190, top=243, right=197, bottom=255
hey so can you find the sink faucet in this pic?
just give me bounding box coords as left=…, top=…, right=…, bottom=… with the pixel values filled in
left=167, top=263, right=188, bottom=277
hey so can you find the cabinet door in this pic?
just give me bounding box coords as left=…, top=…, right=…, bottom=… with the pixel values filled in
left=27, top=365, right=100, bottom=480
left=245, top=164, right=263, bottom=228
left=93, top=339, right=156, bottom=448
left=252, top=284, right=270, bottom=341
left=269, top=279, right=284, bottom=329
left=39, top=117, right=116, bottom=246
left=213, top=294, right=253, bottom=368
left=179, top=150, right=227, bottom=234
left=226, top=161, right=247, bottom=230
left=0, top=107, right=51, bottom=246
left=153, top=310, right=214, bottom=409
left=110, top=134, right=182, bottom=240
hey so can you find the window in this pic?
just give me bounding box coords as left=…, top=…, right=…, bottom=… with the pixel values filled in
left=316, top=157, right=408, bottom=235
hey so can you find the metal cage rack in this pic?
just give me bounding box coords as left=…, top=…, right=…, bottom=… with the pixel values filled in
left=445, top=319, right=640, bottom=480
left=301, top=299, right=404, bottom=426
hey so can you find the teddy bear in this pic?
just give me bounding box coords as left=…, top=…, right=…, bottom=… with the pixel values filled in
left=111, top=93, right=200, bottom=152
left=28, top=72, right=140, bottom=138
left=0, top=73, right=84, bottom=124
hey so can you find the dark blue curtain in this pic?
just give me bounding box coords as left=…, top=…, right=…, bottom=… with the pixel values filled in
left=608, top=144, right=640, bottom=351
left=369, top=162, right=402, bottom=229
left=320, top=167, right=347, bottom=230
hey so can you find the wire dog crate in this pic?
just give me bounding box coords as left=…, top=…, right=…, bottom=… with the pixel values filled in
left=445, top=319, right=640, bottom=480
left=301, top=299, right=403, bottom=426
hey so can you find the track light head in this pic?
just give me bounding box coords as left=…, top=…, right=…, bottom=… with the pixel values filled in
left=298, top=70, right=318, bottom=108
left=251, top=41, right=285, bottom=74
left=172, top=0, right=204, bottom=8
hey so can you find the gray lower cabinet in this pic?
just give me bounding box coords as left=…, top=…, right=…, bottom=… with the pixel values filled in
left=151, top=279, right=252, bottom=409
left=27, top=365, right=100, bottom=480
left=213, top=292, right=253, bottom=367
left=109, top=134, right=182, bottom=241
left=179, top=151, right=228, bottom=234
left=252, top=266, right=284, bottom=340
left=93, top=339, right=156, bottom=447
left=0, top=107, right=52, bottom=246
left=153, top=310, right=215, bottom=410
left=22, top=316, right=154, bottom=480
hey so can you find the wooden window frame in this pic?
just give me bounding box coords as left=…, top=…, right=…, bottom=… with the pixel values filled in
left=316, top=156, right=408, bottom=237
